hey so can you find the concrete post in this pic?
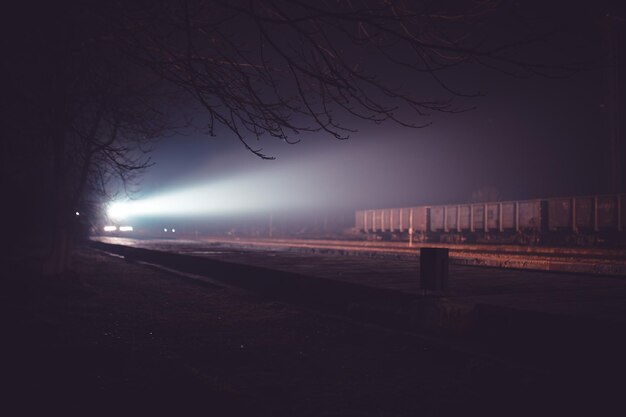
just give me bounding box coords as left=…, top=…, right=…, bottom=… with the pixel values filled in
left=420, top=247, right=449, bottom=293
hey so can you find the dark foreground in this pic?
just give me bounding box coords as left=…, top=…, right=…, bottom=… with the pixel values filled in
left=1, top=246, right=623, bottom=416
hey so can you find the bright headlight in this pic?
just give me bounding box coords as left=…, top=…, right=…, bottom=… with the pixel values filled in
left=108, top=202, right=131, bottom=220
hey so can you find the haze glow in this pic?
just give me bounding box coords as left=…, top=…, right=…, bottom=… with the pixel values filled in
left=106, top=159, right=351, bottom=221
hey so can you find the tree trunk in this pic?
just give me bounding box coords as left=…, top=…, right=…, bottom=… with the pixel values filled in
left=42, top=115, right=74, bottom=279
left=43, top=228, right=73, bottom=278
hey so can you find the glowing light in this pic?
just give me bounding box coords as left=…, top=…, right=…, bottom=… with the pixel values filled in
left=100, top=146, right=383, bottom=224
left=164, top=228, right=168, bottom=232
left=102, top=159, right=349, bottom=222
left=103, top=225, right=117, bottom=232
left=172, top=228, right=176, bottom=233
left=108, top=202, right=131, bottom=220
left=103, top=180, right=287, bottom=220
left=75, top=211, right=80, bottom=216
left=119, top=226, right=134, bottom=232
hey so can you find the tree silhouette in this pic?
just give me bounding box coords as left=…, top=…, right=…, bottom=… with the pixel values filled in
left=110, top=0, right=579, bottom=158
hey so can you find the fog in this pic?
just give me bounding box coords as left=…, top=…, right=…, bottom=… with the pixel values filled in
left=112, top=66, right=607, bottom=227
left=106, top=8, right=617, bottom=231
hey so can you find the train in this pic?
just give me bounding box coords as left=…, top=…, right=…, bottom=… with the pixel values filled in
left=355, top=193, right=626, bottom=246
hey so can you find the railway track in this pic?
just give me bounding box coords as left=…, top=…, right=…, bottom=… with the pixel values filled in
left=198, top=236, right=626, bottom=256
left=193, top=236, right=626, bottom=276
left=98, top=235, right=626, bottom=276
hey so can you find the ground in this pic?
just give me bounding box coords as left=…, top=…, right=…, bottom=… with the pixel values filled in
left=0, top=245, right=621, bottom=416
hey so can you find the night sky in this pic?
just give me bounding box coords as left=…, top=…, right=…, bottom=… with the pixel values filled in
left=137, top=1, right=624, bottom=216
left=145, top=65, right=605, bottom=208
left=7, top=1, right=625, bottom=229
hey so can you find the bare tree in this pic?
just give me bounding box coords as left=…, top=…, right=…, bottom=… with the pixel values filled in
left=106, top=0, right=580, bottom=158
left=5, top=5, right=177, bottom=276
left=42, top=68, right=175, bottom=276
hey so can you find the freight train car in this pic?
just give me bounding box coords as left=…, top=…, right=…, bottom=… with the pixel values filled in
left=356, top=193, right=626, bottom=246
left=356, top=206, right=428, bottom=241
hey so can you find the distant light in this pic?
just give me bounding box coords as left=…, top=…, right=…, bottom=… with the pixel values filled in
left=103, top=225, right=117, bottom=232
left=108, top=202, right=131, bottom=220
left=75, top=211, right=80, bottom=216
left=119, top=226, right=134, bottom=232
left=172, top=228, right=176, bottom=233
left=163, top=228, right=168, bottom=232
